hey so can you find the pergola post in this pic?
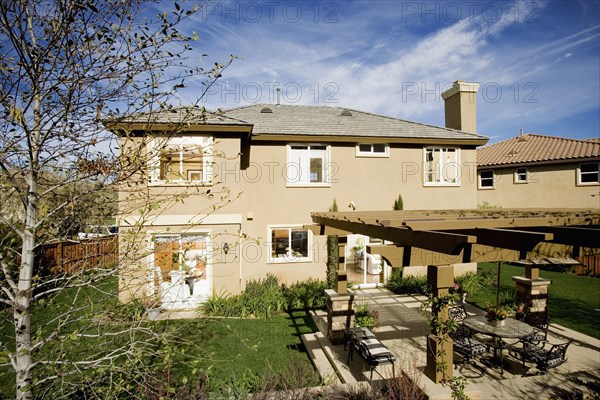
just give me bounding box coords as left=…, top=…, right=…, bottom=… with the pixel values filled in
left=336, top=237, right=347, bottom=293
left=425, top=264, right=454, bottom=383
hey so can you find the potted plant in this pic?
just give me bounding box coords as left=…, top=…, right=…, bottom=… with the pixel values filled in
left=486, top=305, right=508, bottom=326
left=354, top=303, right=379, bottom=331
left=515, top=303, right=526, bottom=321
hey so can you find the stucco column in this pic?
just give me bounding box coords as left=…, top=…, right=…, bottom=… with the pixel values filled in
left=425, top=264, right=454, bottom=383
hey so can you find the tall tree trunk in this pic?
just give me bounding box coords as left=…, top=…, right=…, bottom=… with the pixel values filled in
left=15, top=175, right=37, bottom=400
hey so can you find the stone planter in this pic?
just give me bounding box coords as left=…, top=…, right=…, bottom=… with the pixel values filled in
left=488, top=319, right=505, bottom=327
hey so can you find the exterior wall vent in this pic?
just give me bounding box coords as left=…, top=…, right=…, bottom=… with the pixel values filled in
left=340, top=109, right=352, bottom=116
left=260, top=107, right=273, bottom=113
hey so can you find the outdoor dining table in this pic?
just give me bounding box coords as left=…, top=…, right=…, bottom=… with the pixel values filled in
left=462, top=315, right=535, bottom=374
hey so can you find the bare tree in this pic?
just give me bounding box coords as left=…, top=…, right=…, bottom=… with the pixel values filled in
left=0, top=1, right=233, bottom=398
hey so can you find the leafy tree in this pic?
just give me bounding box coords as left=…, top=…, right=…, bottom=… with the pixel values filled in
left=0, top=1, right=233, bottom=398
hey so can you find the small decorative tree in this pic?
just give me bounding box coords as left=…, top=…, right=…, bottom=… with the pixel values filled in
left=326, top=199, right=339, bottom=289
left=393, top=194, right=404, bottom=211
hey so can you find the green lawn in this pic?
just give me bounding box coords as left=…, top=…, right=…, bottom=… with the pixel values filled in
left=170, top=312, right=319, bottom=394
left=0, top=276, right=318, bottom=398
left=467, top=263, right=600, bottom=339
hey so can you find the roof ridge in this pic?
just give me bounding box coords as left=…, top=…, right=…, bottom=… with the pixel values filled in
left=521, top=133, right=598, bottom=143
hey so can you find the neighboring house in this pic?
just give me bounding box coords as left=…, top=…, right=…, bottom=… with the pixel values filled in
left=112, top=81, right=488, bottom=309
left=477, top=134, right=600, bottom=209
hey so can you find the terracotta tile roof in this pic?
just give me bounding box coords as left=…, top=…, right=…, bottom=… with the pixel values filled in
left=477, top=134, right=600, bottom=167
left=222, top=104, right=488, bottom=142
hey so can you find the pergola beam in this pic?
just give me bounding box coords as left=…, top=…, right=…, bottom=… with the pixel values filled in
left=521, top=226, right=600, bottom=248
left=303, top=224, right=350, bottom=236
left=367, top=244, right=404, bottom=268
left=311, top=215, right=476, bottom=255
left=469, top=228, right=553, bottom=252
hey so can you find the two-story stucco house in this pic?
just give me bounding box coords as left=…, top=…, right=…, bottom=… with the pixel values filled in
left=477, top=134, right=600, bottom=209
left=112, top=81, right=488, bottom=309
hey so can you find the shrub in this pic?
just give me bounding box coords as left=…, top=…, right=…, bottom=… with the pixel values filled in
left=243, top=274, right=285, bottom=317
left=283, top=278, right=328, bottom=311
left=354, top=303, right=379, bottom=330
left=202, top=276, right=328, bottom=318
left=455, top=269, right=495, bottom=296
left=201, top=292, right=247, bottom=317
left=386, top=273, right=429, bottom=295
left=252, top=353, right=322, bottom=398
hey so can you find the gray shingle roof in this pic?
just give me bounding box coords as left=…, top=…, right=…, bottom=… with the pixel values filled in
left=222, top=104, right=488, bottom=142
left=110, top=107, right=252, bottom=127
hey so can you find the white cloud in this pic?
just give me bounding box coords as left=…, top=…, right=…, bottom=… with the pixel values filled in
left=173, top=0, right=599, bottom=140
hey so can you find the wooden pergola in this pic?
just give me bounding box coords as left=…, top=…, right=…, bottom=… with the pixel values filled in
left=308, top=208, right=600, bottom=383
left=309, top=209, right=600, bottom=268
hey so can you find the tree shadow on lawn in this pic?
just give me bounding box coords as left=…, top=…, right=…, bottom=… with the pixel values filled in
left=285, top=310, right=319, bottom=353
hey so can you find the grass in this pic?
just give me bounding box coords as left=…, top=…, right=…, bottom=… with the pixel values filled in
left=467, top=263, right=600, bottom=339
left=0, top=275, right=319, bottom=398
left=165, top=312, right=320, bottom=394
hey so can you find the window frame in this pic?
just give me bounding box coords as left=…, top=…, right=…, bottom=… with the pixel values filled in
left=148, top=135, right=212, bottom=186
left=478, top=169, right=495, bottom=189
left=268, top=225, right=312, bottom=263
left=578, top=162, right=600, bottom=185
left=286, top=143, right=331, bottom=187
left=355, top=143, right=389, bottom=158
left=423, top=146, right=461, bottom=186
left=514, top=167, right=528, bottom=184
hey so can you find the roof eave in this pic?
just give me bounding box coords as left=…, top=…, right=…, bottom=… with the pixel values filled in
left=251, top=133, right=488, bottom=146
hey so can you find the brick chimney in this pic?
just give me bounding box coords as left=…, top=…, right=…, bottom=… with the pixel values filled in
left=441, top=80, right=480, bottom=133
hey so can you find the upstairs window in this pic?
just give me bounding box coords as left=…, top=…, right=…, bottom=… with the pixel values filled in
left=148, top=136, right=211, bottom=184
left=579, top=162, right=599, bottom=185
left=424, top=147, right=460, bottom=185
left=356, top=143, right=389, bottom=157
left=479, top=170, right=494, bottom=189
left=287, top=144, right=329, bottom=186
left=515, top=167, right=528, bottom=183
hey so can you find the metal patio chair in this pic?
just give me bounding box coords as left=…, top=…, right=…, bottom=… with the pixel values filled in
left=509, top=339, right=573, bottom=375
left=451, top=324, right=490, bottom=376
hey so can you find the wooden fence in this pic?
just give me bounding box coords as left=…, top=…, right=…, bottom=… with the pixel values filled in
left=576, top=255, right=600, bottom=276
left=38, top=236, right=119, bottom=275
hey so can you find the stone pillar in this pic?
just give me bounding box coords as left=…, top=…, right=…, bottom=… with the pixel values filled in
left=325, top=289, right=354, bottom=344
left=425, top=264, right=454, bottom=383
left=513, top=266, right=551, bottom=318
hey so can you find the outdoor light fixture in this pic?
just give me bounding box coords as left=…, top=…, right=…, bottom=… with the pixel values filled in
left=223, top=242, right=229, bottom=255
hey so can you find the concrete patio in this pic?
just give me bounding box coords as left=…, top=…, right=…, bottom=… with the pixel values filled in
left=302, top=287, right=600, bottom=399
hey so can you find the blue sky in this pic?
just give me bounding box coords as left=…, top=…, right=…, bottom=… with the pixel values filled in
left=169, top=0, right=599, bottom=143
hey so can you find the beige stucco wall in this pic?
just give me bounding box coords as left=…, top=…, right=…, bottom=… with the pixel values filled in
left=477, top=162, right=600, bottom=209
left=230, top=140, right=480, bottom=292
left=119, top=133, right=482, bottom=299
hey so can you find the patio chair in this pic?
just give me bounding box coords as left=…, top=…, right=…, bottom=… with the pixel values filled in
left=448, top=305, right=468, bottom=322
left=523, top=314, right=550, bottom=344
left=508, top=339, right=573, bottom=375
left=451, top=325, right=489, bottom=376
